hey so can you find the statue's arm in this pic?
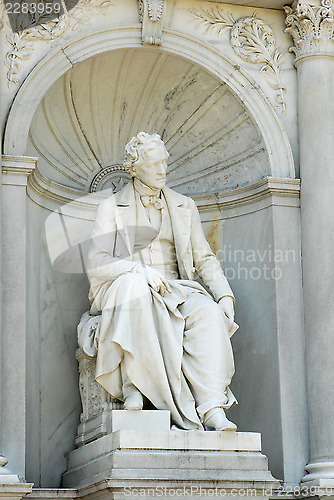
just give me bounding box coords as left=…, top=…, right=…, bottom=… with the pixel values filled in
left=189, top=198, right=235, bottom=304
left=86, top=198, right=138, bottom=284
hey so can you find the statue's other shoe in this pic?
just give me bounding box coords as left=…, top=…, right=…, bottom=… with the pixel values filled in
left=203, top=408, right=237, bottom=431
left=124, top=391, right=144, bottom=411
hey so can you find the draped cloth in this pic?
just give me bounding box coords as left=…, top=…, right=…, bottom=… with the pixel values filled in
left=86, top=179, right=238, bottom=430
left=94, top=274, right=237, bottom=430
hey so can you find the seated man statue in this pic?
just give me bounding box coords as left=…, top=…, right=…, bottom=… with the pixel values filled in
left=87, top=132, right=238, bottom=431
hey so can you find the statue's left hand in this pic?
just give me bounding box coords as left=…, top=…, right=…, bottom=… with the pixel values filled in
left=218, top=296, right=235, bottom=329
left=136, top=264, right=172, bottom=296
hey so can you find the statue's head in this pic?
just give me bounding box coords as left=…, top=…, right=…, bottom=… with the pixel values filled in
left=123, top=132, right=169, bottom=190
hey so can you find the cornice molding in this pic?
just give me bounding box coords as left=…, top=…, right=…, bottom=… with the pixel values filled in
left=26, top=163, right=300, bottom=221
left=2, top=154, right=37, bottom=173
left=2, top=155, right=37, bottom=186
left=195, top=177, right=300, bottom=219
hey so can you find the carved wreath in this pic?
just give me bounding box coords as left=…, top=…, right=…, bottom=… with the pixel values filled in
left=189, top=8, right=286, bottom=112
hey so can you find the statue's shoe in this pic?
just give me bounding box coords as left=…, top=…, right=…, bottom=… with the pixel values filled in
left=124, top=391, right=144, bottom=411
left=203, top=408, right=237, bottom=431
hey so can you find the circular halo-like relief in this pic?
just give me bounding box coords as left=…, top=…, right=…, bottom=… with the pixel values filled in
left=90, top=165, right=132, bottom=193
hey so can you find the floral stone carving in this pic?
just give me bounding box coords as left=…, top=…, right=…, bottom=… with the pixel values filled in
left=189, top=7, right=286, bottom=112
left=2, top=0, right=114, bottom=87
left=138, top=0, right=166, bottom=45
left=284, top=0, right=334, bottom=58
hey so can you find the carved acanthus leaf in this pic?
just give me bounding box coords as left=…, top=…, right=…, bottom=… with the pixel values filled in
left=147, top=0, right=164, bottom=21
left=284, top=0, right=334, bottom=58
left=5, top=32, right=33, bottom=87
left=189, top=8, right=235, bottom=34
left=4, top=0, right=114, bottom=87
left=189, top=8, right=286, bottom=113
left=138, top=0, right=166, bottom=45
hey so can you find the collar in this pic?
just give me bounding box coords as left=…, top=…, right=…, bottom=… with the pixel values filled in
left=133, top=178, right=162, bottom=198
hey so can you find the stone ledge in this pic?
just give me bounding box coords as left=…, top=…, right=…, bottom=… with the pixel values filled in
left=0, top=482, right=34, bottom=500
left=26, top=489, right=77, bottom=500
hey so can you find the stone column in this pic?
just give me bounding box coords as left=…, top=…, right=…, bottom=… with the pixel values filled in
left=0, top=154, right=35, bottom=496
left=1, top=94, right=33, bottom=499
left=285, top=0, right=334, bottom=488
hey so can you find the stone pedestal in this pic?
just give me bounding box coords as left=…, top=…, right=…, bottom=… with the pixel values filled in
left=62, top=429, right=280, bottom=498
left=0, top=454, right=33, bottom=500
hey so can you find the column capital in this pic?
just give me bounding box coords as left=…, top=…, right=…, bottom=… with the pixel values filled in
left=284, top=0, right=334, bottom=60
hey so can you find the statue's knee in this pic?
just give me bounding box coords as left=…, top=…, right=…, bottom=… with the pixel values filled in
left=116, top=272, right=149, bottom=291
left=206, top=301, right=224, bottom=322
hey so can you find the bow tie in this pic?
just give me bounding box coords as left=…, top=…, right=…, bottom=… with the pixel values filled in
left=141, top=195, right=164, bottom=210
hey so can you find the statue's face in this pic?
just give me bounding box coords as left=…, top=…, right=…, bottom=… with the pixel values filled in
left=135, top=144, right=168, bottom=190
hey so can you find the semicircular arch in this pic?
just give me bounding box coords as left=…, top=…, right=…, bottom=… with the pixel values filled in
left=4, top=25, right=295, bottom=184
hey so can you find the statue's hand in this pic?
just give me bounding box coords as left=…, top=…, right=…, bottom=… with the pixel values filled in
left=218, top=296, right=235, bottom=329
left=136, top=265, right=172, bottom=296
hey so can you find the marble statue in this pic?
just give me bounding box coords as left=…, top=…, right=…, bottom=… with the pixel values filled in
left=86, top=132, right=239, bottom=431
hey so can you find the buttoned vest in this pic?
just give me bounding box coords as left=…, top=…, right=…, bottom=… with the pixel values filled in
left=132, top=194, right=180, bottom=279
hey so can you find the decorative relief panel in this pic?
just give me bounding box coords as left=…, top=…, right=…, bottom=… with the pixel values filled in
left=284, top=0, right=334, bottom=58
left=189, top=7, right=286, bottom=112
left=90, top=165, right=131, bottom=193
left=2, top=0, right=114, bottom=87
left=77, top=349, right=122, bottom=445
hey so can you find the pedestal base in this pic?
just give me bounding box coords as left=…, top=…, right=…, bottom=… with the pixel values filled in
left=0, top=456, right=33, bottom=500
left=300, top=461, right=334, bottom=498
left=62, top=428, right=280, bottom=498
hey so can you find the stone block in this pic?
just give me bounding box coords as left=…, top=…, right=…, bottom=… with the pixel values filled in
left=110, top=411, right=170, bottom=432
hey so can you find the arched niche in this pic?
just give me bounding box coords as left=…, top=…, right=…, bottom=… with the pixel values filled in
left=26, top=47, right=273, bottom=197
left=4, top=26, right=295, bottom=190
left=3, top=25, right=305, bottom=489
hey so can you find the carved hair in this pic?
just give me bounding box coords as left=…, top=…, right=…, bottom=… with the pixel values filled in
left=123, top=132, right=169, bottom=175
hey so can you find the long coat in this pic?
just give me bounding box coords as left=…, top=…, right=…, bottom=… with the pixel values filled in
left=87, top=179, right=234, bottom=313
left=86, top=179, right=237, bottom=429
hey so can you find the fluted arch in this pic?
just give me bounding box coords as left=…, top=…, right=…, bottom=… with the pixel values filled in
left=4, top=25, right=295, bottom=191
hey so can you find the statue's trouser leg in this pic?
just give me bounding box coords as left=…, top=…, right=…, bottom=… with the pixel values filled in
left=120, top=359, right=143, bottom=409
left=178, top=291, right=235, bottom=421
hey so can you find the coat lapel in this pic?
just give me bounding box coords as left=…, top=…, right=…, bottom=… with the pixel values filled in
left=114, top=181, right=192, bottom=277
left=163, top=186, right=192, bottom=278
left=115, top=179, right=137, bottom=255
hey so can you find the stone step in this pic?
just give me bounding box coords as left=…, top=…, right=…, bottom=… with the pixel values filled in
left=68, top=430, right=262, bottom=470
left=110, top=449, right=269, bottom=470
left=62, top=430, right=279, bottom=491
left=64, top=450, right=269, bottom=487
